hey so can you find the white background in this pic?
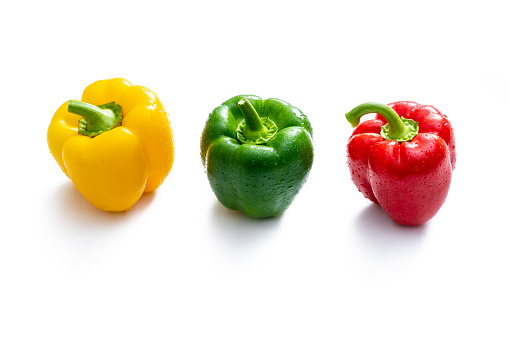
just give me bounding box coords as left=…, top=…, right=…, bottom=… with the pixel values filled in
left=1, top=0, right=508, bottom=338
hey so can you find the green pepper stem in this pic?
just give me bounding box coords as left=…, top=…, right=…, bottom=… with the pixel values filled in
left=345, top=102, right=418, bottom=142
left=238, top=98, right=268, bottom=140
left=68, top=100, right=122, bottom=137
left=236, top=98, right=278, bottom=145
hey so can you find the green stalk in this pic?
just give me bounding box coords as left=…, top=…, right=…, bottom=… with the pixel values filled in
left=68, top=100, right=123, bottom=137
left=345, top=102, right=418, bottom=142
left=237, top=98, right=278, bottom=144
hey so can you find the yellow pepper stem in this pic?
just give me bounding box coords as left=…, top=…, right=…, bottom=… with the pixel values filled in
left=68, top=100, right=123, bottom=137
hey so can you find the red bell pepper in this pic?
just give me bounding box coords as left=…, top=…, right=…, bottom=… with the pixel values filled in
left=345, top=101, right=456, bottom=226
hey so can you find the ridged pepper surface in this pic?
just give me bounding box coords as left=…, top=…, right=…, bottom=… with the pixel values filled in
left=48, top=78, right=174, bottom=211
left=345, top=101, right=455, bottom=225
left=201, top=95, right=313, bottom=218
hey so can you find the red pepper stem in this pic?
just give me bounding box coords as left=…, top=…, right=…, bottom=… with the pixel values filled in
left=345, top=102, right=418, bottom=142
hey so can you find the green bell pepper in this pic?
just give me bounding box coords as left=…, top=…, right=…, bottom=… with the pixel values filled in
left=200, top=95, right=314, bottom=218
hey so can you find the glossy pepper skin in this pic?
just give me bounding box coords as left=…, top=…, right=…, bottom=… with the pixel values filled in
left=345, top=101, right=455, bottom=225
left=201, top=95, right=313, bottom=218
left=48, top=78, right=174, bottom=211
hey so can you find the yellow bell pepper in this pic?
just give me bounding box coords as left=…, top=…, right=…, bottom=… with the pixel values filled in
left=48, top=78, right=174, bottom=211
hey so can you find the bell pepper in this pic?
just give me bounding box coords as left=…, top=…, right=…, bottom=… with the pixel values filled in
left=200, top=95, right=314, bottom=218
left=47, top=78, right=174, bottom=212
left=345, top=101, right=455, bottom=225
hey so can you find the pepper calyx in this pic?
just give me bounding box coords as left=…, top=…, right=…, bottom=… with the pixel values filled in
left=381, top=117, right=418, bottom=142
left=237, top=98, right=278, bottom=144
left=345, top=102, right=419, bottom=142
left=237, top=117, right=278, bottom=144
left=68, top=100, right=123, bottom=138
